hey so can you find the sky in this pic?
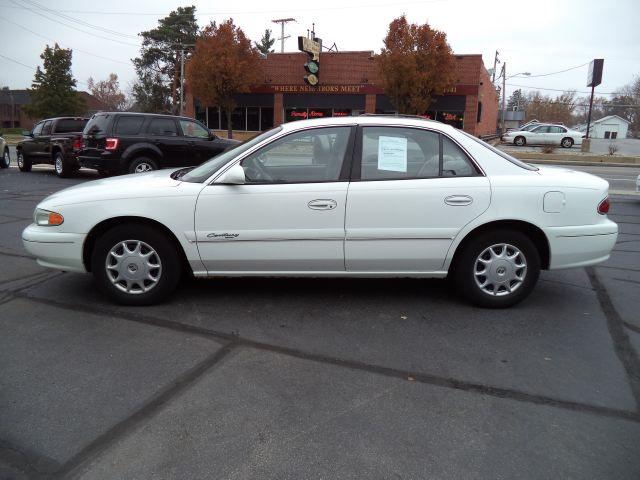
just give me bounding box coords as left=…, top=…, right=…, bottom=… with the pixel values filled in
left=1, top=0, right=639, bottom=103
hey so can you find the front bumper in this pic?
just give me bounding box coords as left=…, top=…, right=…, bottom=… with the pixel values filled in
left=22, top=224, right=87, bottom=273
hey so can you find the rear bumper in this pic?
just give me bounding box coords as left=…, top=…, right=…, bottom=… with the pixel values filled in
left=546, top=221, right=618, bottom=269
left=22, top=224, right=87, bottom=273
left=78, top=151, right=122, bottom=171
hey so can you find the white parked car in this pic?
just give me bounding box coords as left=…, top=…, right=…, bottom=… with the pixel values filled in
left=1, top=134, right=10, bottom=168
left=22, top=116, right=618, bottom=308
left=503, top=124, right=584, bottom=148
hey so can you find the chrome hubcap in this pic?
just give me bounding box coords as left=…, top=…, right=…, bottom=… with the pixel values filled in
left=473, top=243, right=527, bottom=296
left=18, top=154, right=23, bottom=167
left=105, top=240, right=162, bottom=294
left=134, top=163, right=153, bottom=173
left=55, top=158, right=63, bottom=173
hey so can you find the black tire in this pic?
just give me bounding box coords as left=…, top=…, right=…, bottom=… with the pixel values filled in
left=54, top=151, right=72, bottom=178
left=91, top=224, right=182, bottom=306
left=1, top=147, right=9, bottom=168
left=452, top=229, right=540, bottom=308
left=514, top=136, right=526, bottom=147
left=128, top=156, right=158, bottom=174
left=561, top=137, right=574, bottom=148
left=17, top=151, right=32, bottom=172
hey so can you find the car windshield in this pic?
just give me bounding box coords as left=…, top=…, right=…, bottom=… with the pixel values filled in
left=181, top=127, right=282, bottom=183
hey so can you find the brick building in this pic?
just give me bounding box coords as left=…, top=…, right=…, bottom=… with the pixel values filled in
left=188, top=51, right=499, bottom=137
left=0, top=89, right=107, bottom=130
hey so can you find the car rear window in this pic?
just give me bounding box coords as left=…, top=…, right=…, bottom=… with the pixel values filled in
left=114, top=116, right=145, bottom=135
left=56, top=119, right=88, bottom=133
left=84, top=114, right=111, bottom=136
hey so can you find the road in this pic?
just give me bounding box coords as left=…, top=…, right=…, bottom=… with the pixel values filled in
left=1, top=156, right=639, bottom=479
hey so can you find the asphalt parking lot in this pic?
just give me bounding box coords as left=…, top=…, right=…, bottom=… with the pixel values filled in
left=1, top=166, right=639, bottom=479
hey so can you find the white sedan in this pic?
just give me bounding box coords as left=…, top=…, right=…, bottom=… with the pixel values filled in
left=503, top=124, right=584, bottom=148
left=22, top=116, right=618, bottom=308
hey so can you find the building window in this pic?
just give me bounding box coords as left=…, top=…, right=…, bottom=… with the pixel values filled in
left=284, top=108, right=350, bottom=123
left=477, top=102, right=483, bottom=123
left=202, top=106, right=273, bottom=132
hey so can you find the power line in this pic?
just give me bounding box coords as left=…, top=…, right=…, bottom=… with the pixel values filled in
left=525, top=62, right=590, bottom=78
left=507, top=83, right=621, bottom=96
left=0, top=17, right=133, bottom=66
left=10, top=0, right=139, bottom=47
left=0, top=53, right=88, bottom=87
left=21, top=0, right=138, bottom=39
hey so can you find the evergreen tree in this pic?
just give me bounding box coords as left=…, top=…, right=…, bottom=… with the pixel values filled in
left=132, top=6, right=199, bottom=114
left=23, top=43, right=86, bottom=118
left=255, top=29, right=276, bottom=55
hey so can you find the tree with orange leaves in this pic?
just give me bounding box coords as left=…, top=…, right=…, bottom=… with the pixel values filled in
left=186, top=19, right=262, bottom=139
left=377, top=15, right=456, bottom=115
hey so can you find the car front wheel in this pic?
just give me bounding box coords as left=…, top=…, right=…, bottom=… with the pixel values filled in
left=1, top=147, right=9, bottom=168
left=17, top=151, right=32, bottom=172
left=561, top=137, right=574, bottom=148
left=91, top=224, right=182, bottom=306
left=128, top=156, right=158, bottom=174
left=453, top=229, right=540, bottom=308
left=514, top=136, right=526, bottom=147
left=54, top=152, right=72, bottom=178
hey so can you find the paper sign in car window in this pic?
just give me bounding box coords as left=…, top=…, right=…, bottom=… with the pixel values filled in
left=378, top=136, right=408, bottom=172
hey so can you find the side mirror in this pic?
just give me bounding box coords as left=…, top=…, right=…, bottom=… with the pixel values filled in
left=216, top=164, right=245, bottom=184
left=209, top=130, right=217, bottom=140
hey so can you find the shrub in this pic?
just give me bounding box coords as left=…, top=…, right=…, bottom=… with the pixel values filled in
left=608, top=143, right=618, bottom=155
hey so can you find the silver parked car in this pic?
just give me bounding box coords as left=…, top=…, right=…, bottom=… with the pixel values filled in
left=503, top=124, right=583, bottom=148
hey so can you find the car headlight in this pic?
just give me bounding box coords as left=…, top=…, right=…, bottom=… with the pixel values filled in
left=34, top=208, right=64, bottom=226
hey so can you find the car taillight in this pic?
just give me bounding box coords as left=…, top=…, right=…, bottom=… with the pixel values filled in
left=105, top=138, right=119, bottom=150
left=597, top=196, right=610, bottom=215
left=72, top=138, right=81, bottom=150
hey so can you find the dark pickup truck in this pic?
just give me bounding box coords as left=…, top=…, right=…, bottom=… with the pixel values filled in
left=17, top=117, right=89, bottom=177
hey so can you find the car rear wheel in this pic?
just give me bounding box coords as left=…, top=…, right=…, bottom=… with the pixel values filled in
left=1, top=147, right=9, bottom=168
left=128, top=156, right=158, bottom=174
left=17, top=151, right=32, bottom=172
left=561, top=137, right=574, bottom=148
left=514, top=136, right=526, bottom=147
left=91, top=224, right=182, bottom=306
left=453, top=229, right=540, bottom=308
left=54, top=152, right=72, bottom=178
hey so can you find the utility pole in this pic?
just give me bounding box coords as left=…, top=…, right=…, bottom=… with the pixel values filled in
left=500, top=62, right=506, bottom=136
left=492, top=50, right=499, bottom=83
left=272, top=18, right=296, bottom=53
left=179, top=44, right=195, bottom=116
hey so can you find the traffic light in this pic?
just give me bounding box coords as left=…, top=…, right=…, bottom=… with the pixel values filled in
left=298, top=36, right=321, bottom=86
left=304, top=59, right=319, bottom=86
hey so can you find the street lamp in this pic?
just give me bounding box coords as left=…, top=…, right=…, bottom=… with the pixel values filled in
left=498, top=63, right=530, bottom=135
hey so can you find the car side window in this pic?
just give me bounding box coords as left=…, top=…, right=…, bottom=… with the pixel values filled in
left=360, top=127, right=440, bottom=180
left=148, top=118, right=178, bottom=136
left=32, top=122, right=44, bottom=137
left=180, top=120, right=209, bottom=139
left=114, top=116, right=145, bottom=135
left=360, top=127, right=478, bottom=180
left=442, top=136, right=477, bottom=177
left=41, top=121, right=52, bottom=136
left=240, top=127, right=350, bottom=183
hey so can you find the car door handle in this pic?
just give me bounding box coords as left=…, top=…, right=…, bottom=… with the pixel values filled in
left=308, top=199, right=337, bottom=210
left=444, top=195, right=473, bottom=206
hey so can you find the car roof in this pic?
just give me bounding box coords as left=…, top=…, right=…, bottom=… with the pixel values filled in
left=278, top=115, right=456, bottom=134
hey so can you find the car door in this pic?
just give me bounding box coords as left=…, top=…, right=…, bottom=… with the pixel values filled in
left=179, top=118, right=219, bottom=164
left=547, top=125, right=564, bottom=145
left=345, top=126, right=491, bottom=272
left=22, top=121, right=44, bottom=159
left=146, top=117, right=186, bottom=167
left=528, top=125, right=549, bottom=144
left=194, top=126, right=354, bottom=273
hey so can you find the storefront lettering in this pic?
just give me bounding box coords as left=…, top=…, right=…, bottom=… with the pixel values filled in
left=272, top=85, right=363, bottom=93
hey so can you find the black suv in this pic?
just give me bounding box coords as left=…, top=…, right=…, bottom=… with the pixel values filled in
left=78, top=112, right=239, bottom=175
